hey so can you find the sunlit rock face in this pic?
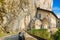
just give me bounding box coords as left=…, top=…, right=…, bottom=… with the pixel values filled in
left=35, top=0, right=53, bottom=11
left=0, top=0, right=53, bottom=33
left=3, top=0, right=36, bottom=32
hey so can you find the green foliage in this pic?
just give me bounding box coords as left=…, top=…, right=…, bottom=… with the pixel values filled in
left=28, top=29, right=53, bottom=40
left=54, top=28, right=60, bottom=40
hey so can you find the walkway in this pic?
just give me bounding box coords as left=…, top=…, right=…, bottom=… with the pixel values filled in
left=0, top=32, right=37, bottom=40
left=0, top=32, right=46, bottom=40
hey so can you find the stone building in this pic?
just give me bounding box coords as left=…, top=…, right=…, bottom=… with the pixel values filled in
left=57, top=18, right=60, bottom=27
left=28, top=7, right=58, bottom=33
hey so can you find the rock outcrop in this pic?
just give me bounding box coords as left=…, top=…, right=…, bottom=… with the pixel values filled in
left=0, top=0, right=53, bottom=33
left=35, top=0, right=53, bottom=11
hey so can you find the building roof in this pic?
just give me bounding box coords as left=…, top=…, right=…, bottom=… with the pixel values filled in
left=37, top=7, right=58, bottom=19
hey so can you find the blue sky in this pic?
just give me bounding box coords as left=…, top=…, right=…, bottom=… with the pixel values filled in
left=53, top=0, right=60, bottom=18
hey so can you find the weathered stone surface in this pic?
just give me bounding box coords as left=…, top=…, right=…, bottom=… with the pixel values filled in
left=24, top=32, right=37, bottom=40
left=35, top=0, right=53, bottom=11
left=35, top=19, right=42, bottom=29
left=57, top=18, right=60, bottom=27
left=0, top=0, right=53, bottom=33
left=2, top=0, right=36, bottom=33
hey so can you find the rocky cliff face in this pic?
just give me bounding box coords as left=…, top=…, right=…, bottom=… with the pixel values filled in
left=35, top=0, right=53, bottom=11
left=0, top=0, right=53, bottom=33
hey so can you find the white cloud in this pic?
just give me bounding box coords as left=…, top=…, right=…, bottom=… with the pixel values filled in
left=57, top=13, right=60, bottom=18
left=53, top=7, right=60, bottom=10
left=57, top=15, right=60, bottom=18
left=53, top=7, right=60, bottom=18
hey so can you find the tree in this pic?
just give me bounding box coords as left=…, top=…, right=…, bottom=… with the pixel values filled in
left=54, top=28, right=60, bottom=40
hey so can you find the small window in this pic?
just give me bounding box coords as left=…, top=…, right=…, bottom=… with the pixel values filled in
left=58, top=21, right=59, bottom=23
left=39, top=14, right=41, bottom=18
left=37, top=14, right=41, bottom=19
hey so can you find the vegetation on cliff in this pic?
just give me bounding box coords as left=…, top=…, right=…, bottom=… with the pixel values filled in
left=53, top=28, right=60, bottom=40
left=27, top=29, right=53, bottom=40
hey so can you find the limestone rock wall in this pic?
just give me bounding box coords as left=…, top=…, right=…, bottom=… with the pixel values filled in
left=2, top=0, right=36, bottom=33
left=0, top=0, right=53, bottom=33
left=35, top=0, right=53, bottom=11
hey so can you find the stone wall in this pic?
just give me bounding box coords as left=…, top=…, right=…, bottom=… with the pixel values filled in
left=29, top=9, right=57, bottom=33
left=57, top=18, right=60, bottom=27
left=40, top=10, right=57, bottom=32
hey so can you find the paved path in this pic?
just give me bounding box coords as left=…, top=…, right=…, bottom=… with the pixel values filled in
left=0, top=34, right=20, bottom=40
left=0, top=31, right=47, bottom=40
left=0, top=32, right=37, bottom=40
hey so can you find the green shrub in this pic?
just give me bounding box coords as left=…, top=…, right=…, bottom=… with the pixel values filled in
left=54, top=28, right=60, bottom=40
left=28, top=29, right=53, bottom=40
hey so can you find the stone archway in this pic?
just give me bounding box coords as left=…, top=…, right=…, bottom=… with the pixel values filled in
left=35, top=19, right=42, bottom=29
